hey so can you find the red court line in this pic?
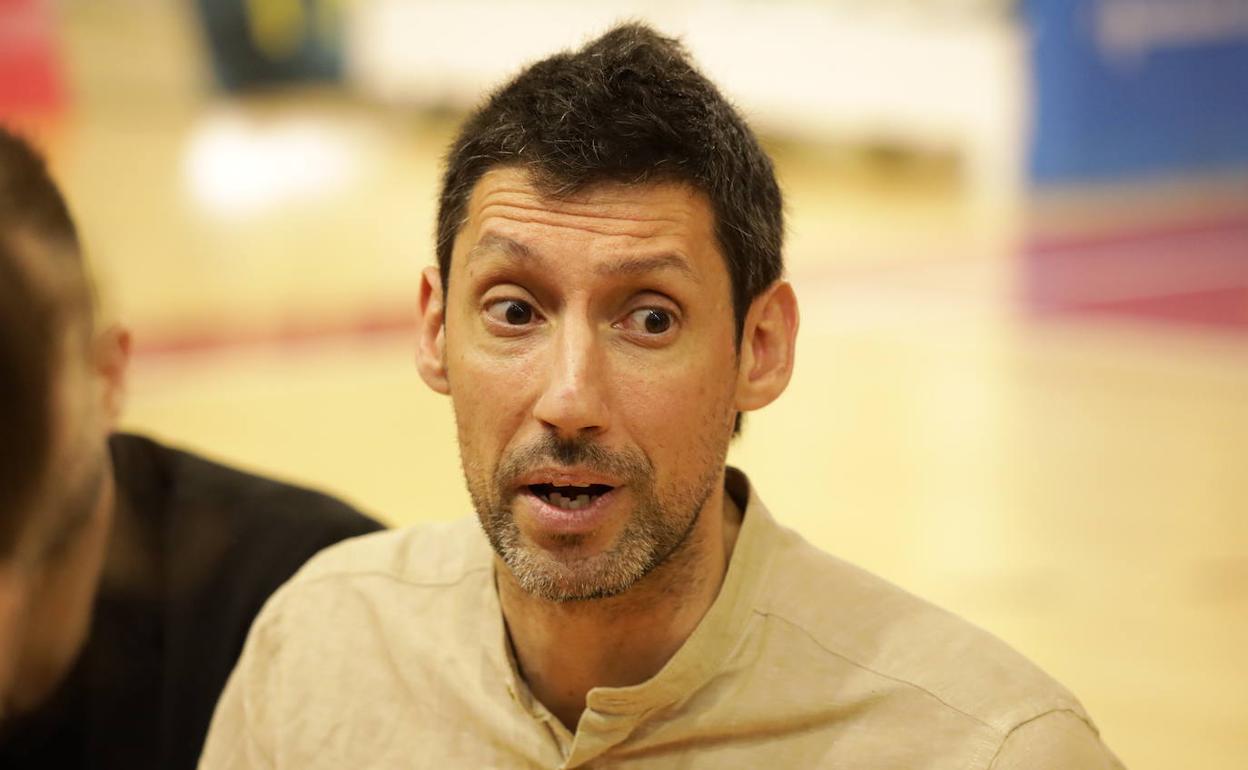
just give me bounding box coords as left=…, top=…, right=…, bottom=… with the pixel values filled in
left=1034, top=286, right=1248, bottom=330
left=1025, top=212, right=1248, bottom=332
left=1027, top=213, right=1248, bottom=256
left=133, top=310, right=416, bottom=359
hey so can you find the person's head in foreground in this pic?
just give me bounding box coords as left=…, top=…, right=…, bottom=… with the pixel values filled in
left=201, top=23, right=1123, bottom=770
left=0, top=128, right=130, bottom=722
left=0, top=128, right=382, bottom=769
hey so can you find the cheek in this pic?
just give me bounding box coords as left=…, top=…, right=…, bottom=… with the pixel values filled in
left=447, top=333, right=541, bottom=468
left=611, top=344, right=737, bottom=451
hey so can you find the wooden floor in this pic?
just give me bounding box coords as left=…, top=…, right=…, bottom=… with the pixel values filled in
left=22, top=4, right=1248, bottom=768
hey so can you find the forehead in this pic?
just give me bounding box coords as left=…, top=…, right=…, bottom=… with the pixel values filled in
left=451, top=167, right=723, bottom=279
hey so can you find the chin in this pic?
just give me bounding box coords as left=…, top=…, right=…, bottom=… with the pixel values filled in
left=503, top=542, right=648, bottom=603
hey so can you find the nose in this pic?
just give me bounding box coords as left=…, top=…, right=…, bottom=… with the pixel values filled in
left=531, top=317, right=610, bottom=439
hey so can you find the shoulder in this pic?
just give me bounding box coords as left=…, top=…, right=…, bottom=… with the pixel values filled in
left=238, top=517, right=491, bottom=682
left=200, top=518, right=495, bottom=764
left=257, top=516, right=492, bottom=620
left=111, top=432, right=382, bottom=543
left=989, top=709, right=1125, bottom=769
left=291, top=515, right=489, bottom=586
left=757, top=518, right=1093, bottom=738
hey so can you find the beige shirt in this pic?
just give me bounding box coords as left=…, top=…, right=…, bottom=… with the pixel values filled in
left=200, top=470, right=1123, bottom=769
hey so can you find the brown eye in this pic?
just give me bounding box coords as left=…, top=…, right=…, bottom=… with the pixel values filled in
left=624, top=307, right=675, bottom=336
left=485, top=299, right=537, bottom=326
left=643, top=309, right=671, bottom=334
left=505, top=301, right=532, bottom=325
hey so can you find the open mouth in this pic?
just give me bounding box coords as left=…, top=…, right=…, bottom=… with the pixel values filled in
left=528, top=483, right=615, bottom=511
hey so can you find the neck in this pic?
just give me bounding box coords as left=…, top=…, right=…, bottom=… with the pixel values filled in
left=498, top=483, right=743, bottom=731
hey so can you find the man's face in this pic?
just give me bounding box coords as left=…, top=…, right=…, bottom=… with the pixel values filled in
left=438, top=168, right=741, bottom=602
left=0, top=261, right=114, bottom=719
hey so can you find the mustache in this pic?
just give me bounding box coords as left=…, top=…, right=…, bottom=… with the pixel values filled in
left=495, top=433, right=652, bottom=487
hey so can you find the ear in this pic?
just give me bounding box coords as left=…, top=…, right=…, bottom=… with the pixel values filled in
left=92, top=324, right=131, bottom=426
left=416, top=266, right=450, bottom=395
left=734, top=280, right=799, bottom=414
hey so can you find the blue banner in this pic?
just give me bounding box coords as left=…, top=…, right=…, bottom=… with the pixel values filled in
left=1024, top=0, right=1248, bottom=184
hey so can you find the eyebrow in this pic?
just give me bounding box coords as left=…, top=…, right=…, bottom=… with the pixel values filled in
left=468, top=234, right=698, bottom=282
left=595, top=253, right=697, bottom=282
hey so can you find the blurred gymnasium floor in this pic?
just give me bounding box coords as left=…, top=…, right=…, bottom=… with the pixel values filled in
left=24, top=3, right=1248, bottom=769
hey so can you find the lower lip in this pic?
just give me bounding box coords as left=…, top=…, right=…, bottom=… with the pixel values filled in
left=518, top=487, right=621, bottom=536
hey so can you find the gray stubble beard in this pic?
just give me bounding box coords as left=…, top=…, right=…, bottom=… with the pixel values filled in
left=465, top=432, right=727, bottom=603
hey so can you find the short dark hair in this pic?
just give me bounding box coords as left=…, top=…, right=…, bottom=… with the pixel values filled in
left=0, top=127, right=81, bottom=254
left=0, top=126, right=91, bottom=326
left=0, top=127, right=85, bottom=557
left=435, top=22, right=785, bottom=338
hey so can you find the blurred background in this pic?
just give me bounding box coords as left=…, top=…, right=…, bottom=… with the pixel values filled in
left=3, top=0, right=1246, bottom=767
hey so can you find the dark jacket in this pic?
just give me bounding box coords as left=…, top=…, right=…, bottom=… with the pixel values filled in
left=0, top=433, right=384, bottom=768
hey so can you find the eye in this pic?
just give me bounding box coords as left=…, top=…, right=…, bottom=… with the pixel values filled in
left=622, top=307, right=676, bottom=336
left=484, top=299, right=538, bottom=327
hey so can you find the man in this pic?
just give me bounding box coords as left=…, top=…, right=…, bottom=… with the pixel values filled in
left=0, top=211, right=65, bottom=710
left=201, top=24, right=1124, bottom=769
left=0, top=127, right=384, bottom=768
